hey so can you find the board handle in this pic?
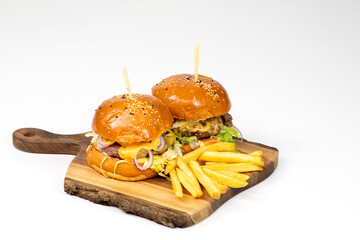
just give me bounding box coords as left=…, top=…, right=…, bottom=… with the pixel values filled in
left=13, top=128, right=90, bottom=155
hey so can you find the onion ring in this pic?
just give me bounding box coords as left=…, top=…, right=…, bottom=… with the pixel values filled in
left=156, top=136, right=165, bottom=152
left=231, top=125, right=244, bottom=142
left=133, top=150, right=154, bottom=171
left=97, top=136, right=110, bottom=148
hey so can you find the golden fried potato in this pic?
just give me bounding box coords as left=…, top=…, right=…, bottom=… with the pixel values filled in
left=170, top=169, right=183, bottom=199
left=204, top=162, right=219, bottom=165
left=164, top=158, right=177, bottom=175
left=249, top=150, right=263, bottom=157
left=212, top=169, right=250, bottom=181
left=202, top=168, right=248, bottom=188
left=189, top=160, right=220, bottom=199
left=209, top=177, right=228, bottom=194
left=177, top=157, right=201, bottom=191
left=176, top=168, right=203, bottom=198
left=201, top=162, right=263, bottom=172
left=199, top=151, right=264, bottom=167
left=182, top=142, right=236, bottom=163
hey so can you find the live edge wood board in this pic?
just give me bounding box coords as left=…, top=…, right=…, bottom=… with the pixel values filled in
left=13, top=128, right=278, bottom=228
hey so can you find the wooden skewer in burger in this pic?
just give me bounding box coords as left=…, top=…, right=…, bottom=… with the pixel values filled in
left=86, top=68, right=176, bottom=181
left=151, top=44, right=242, bottom=154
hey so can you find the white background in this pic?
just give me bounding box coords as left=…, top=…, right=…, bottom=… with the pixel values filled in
left=1, top=0, right=359, bottom=239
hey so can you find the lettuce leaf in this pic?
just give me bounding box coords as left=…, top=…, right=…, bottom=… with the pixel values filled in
left=151, top=156, right=171, bottom=181
left=175, top=135, right=199, bottom=150
left=217, top=126, right=241, bottom=143
left=176, top=135, right=197, bottom=145
left=173, top=141, right=183, bottom=157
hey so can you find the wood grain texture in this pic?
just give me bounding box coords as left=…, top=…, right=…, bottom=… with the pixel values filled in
left=13, top=128, right=278, bottom=228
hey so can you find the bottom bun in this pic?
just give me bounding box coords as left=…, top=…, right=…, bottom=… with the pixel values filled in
left=86, top=145, right=157, bottom=181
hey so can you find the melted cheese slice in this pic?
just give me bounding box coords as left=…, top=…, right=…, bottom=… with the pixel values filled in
left=118, top=137, right=161, bottom=160
left=102, top=137, right=115, bottom=145
left=175, top=117, right=221, bottom=133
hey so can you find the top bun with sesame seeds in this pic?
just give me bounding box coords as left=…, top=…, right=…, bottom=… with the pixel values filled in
left=92, top=93, right=174, bottom=143
left=151, top=74, right=231, bottom=120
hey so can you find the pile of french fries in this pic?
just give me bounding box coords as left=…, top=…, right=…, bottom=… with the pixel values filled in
left=164, top=142, right=265, bottom=199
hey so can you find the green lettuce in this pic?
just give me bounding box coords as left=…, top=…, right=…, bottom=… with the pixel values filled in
left=176, top=135, right=197, bottom=145
left=217, top=126, right=241, bottom=143
left=173, top=141, right=183, bottom=157
left=152, top=156, right=171, bottom=181
left=176, top=135, right=206, bottom=150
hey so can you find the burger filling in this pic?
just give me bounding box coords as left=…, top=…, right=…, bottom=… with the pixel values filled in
left=87, top=130, right=178, bottom=178
left=172, top=116, right=223, bottom=139
left=170, top=113, right=241, bottom=152
left=172, top=113, right=233, bottom=139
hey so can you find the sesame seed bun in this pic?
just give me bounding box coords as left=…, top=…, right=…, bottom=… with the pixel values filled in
left=91, top=93, right=174, bottom=143
left=151, top=74, right=231, bottom=120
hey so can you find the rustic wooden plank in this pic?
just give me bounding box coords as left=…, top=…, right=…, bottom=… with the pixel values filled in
left=13, top=128, right=278, bottom=228
left=65, top=156, right=211, bottom=214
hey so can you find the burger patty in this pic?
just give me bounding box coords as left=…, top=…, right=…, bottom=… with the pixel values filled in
left=100, top=143, right=120, bottom=157
left=181, top=130, right=213, bottom=139
left=221, top=113, right=233, bottom=127
left=176, top=113, right=233, bottom=140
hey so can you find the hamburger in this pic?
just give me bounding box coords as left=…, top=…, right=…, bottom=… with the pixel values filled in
left=86, top=93, right=178, bottom=181
left=151, top=73, right=241, bottom=154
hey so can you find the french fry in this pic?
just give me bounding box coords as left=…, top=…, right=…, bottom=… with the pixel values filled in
left=170, top=170, right=183, bottom=198
left=249, top=150, right=263, bottom=157
left=202, top=163, right=263, bottom=172
left=182, top=142, right=236, bottom=163
left=189, top=160, right=221, bottom=199
left=164, top=158, right=177, bottom=175
left=199, top=151, right=264, bottom=167
left=204, top=162, right=219, bottom=165
left=209, top=177, right=228, bottom=194
left=176, top=168, right=203, bottom=198
left=167, top=139, right=264, bottom=199
left=212, top=169, right=250, bottom=181
left=177, top=157, right=202, bottom=191
left=202, top=168, right=248, bottom=188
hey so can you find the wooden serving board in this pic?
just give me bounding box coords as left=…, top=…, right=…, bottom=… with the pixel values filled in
left=13, top=128, right=278, bottom=228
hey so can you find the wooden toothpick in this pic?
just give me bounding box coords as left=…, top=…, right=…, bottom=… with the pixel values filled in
left=194, top=44, right=199, bottom=82
left=122, top=67, right=133, bottom=100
